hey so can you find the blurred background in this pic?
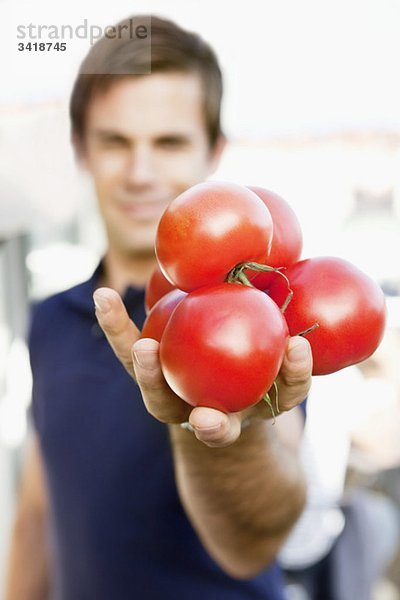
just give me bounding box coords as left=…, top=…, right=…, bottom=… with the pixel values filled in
left=1, top=0, right=400, bottom=597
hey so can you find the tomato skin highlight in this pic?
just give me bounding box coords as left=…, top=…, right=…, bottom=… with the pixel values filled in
left=247, top=186, right=303, bottom=291
left=155, top=181, right=273, bottom=292
left=160, top=283, right=289, bottom=412
left=141, top=289, right=187, bottom=342
left=268, top=256, right=386, bottom=375
left=145, top=264, right=176, bottom=314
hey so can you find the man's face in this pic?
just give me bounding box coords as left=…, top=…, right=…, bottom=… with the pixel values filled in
left=80, top=73, right=223, bottom=257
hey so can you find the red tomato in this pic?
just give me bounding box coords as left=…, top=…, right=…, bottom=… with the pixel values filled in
left=247, top=186, right=303, bottom=290
left=160, top=283, right=289, bottom=412
left=268, top=257, right=386, bottom=375
left=145, top=264, right=176, bottom=314
left=156, top=181, right=273, bottom=292
left=141, top=289, right=187, bottom=342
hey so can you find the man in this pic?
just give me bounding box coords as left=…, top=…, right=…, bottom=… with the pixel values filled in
left=5, top=15, right=312, bottom=600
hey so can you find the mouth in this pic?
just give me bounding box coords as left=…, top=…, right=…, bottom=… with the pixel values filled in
left=117, top=200, right=170, bottom=221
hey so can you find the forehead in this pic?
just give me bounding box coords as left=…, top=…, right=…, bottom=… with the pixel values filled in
left=86, top=72, right=206, bottom=137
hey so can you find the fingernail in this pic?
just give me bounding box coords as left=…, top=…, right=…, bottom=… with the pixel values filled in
left=133, top=350, right=158, bottom=369
left=288, top=339, right=309, bottom=362
left=93, top=291, right=111, bottom=313
left=194, top=424, right=222, bottom=434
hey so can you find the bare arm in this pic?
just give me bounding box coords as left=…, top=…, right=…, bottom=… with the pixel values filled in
left=5, top=434, right=51, bottom=600
left=170, top=409, right=306, bottom=578
left=94, top=287, right=311, bottom=579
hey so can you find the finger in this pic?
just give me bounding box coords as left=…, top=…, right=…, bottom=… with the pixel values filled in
left=275, top=336, right=313, bottom=412
left=132, top=338, right=192, bottom=423
left=94, top=287, right=140, bottom=378
left=188, top=407, right=242, bottom=447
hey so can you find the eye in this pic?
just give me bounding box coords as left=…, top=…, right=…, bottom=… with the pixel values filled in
left=103, top=135, right=129, bottom=147
left=157, top=136, right=189, bottom=149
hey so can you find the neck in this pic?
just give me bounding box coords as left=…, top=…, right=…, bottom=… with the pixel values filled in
left=100, top=248, right=157, bottom=294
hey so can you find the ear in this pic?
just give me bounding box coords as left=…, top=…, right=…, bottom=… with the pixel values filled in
left=208, top=134, right=227, bottom=175
left=71, top=131, right=89, bottom=170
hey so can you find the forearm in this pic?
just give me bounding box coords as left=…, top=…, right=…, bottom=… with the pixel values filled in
left=5, top=514, right=50, bottom=600
left=169, top=419, right=306, bottom=579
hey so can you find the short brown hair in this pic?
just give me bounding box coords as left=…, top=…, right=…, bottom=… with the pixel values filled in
left=70, top=15, right=224, bottom=148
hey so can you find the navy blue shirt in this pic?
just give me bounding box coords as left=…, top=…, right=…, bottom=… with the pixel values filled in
left=29, top=263, right=286, bottom=600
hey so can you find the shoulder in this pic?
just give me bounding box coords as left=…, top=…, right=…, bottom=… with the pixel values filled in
left=28, top=278, right=93, bottom=347
left=30, top=282, right=82, bottom=321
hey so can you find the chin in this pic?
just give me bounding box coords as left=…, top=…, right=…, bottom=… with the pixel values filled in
left=112, top=222, right=158, bottom=256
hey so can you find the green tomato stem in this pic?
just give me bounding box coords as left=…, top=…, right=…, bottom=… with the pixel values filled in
left=263, top=391, right=276, bottom=424
left=226, top=261, right=293, bottom=313
left=295, top=323, right=319, bottom=337
left=272, top=381, right=280, bottom=415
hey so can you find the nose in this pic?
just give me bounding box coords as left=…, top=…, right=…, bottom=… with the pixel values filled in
left=125, top=144, right=157, bottom=187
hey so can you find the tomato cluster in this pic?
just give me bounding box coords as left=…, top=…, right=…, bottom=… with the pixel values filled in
left=142, top=181, right=386, bottom=413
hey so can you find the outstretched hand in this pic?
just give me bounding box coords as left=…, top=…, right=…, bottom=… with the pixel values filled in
left=93, top=287, right=312, bottom=447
